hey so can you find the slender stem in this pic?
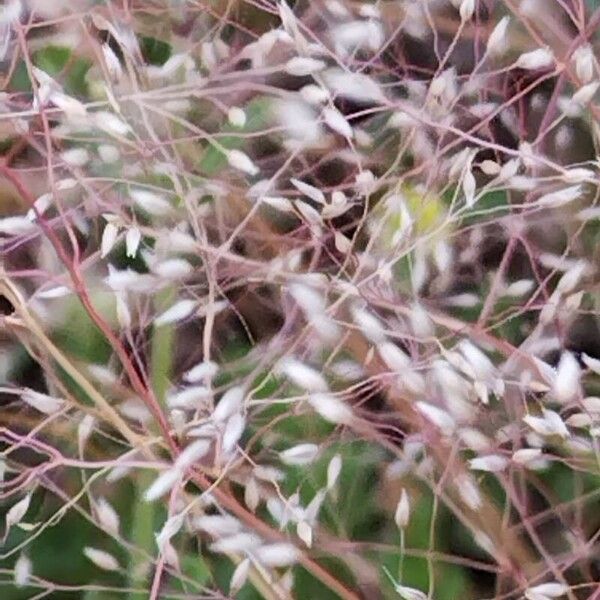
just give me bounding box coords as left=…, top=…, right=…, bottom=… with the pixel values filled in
left=398, top=528, right=405, bottom=583
left=128, top=288, right=175, bottom=599
left=127, top=471, right=159, bottom=600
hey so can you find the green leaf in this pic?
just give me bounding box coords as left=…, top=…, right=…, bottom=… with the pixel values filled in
left=9, top=61, right=32, bottom=92
left=463, top=190, right=509, bottom=227
left=65, top=57, right=92, bottom=96
left=140, top=36, right=172, bottom=66
left=180, top=553, right=212, bottom=588
left=53, top=295, right=112, bottom=363
left=199, top=96, right=272, bottom=175
left=34, top=46, right=71, bottom=76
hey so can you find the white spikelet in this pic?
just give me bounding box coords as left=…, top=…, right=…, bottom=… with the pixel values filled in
left=409, top=302, right=433, bottom=337
left=463, top=168, right=476, bottom=207
left=378, top=342, right=410, bottom=372
left=512, top=448, right=542, bottom=465
left=119, top=398, right=151, bottom=424
left=556, top=261, right=587, bottom=294
left=351, top=305, right=386, bottom=342
left=98, top=144, right=120, bottom=163
left=333, top=20, right=383, bottom=55
left=261, top=196, right=294, bottom=213
left=105, top=267, right=155, bottom=293
left=486, top=16, right=510, bottom=56
left=296, top=200, right=322, bottom=227
left=0, top=0, right=21, bottom=24
left=156, top=514, right=185, bottom=557
left=572, top=81, right=599, bottom=107
left=323, top=107, right=353, bottom=138
left=290, top=178, right=326, bottom=204
left=60, top=148, right=89, bottom=167
left=297, top=521, right=312, bottom=547
left=278, top=358, right=328, bottom=392
left=222, top=413, right=245, bottom=453
left=582, top=353, right=600, bottom=376
left=566, top=413, right=592, bottom=428
left=284, top=56, right=326, bottom=76
left=459, top=0, right=475, bottom=21
left=131, top=189, right=172, bottom=216
left=227, top=149, right=259, bottom=176
left=458, top=340, right=495, bottom=381
left=394, top=587, right=427, bottom=600
left=48, top=90, right=87, bottom=121
left=166, top=385, right=211, bottom=410
left=183, top=360, right=219, bottom=383
left=537, top=185, right=581, bottom=208
left=305, top=489, right=326, bottom=525
left=573, top=44, right=594, bottom=83
left=327, top=454, right=342, bottom=489
left=21, top=389, right=64, bottom=414
left=415, top=402, right=455, bottom=435
left=562, top=168, right=595, bottom=183
left=175, top=439, right=211, bottom=471
left=308, top=393, right=353, bottom=424
left=459, top=428, right=490, bottom=452
left=279, top=443, right=319, bottom=466
left=14, top=554, right=31, bottom=588
left=94, top=111, right=132, bottom=136
left=6, top=494, right=31, bottom=530
left=153, top=258, right=193, bottom=280
left=95, top=497, right=120, bottom=535
left=355, top=170, right=375, bottom=194
left=36, top=286, right=71, bottom=299
left=200, top=41, right=217, bottom=70
left=455, top=474, right=482, bottom=510
left=230, top=558, right=250, bottom=594
left=212, top=386, right=244, bottom=422
left=27, top=193, right=52, bottom=221
left=582, top=397, right=600, bottom=413
left=504, top=279, right=534, bottom=297
left=144, top=469, right=181, bottom=502
left=155, top=299, right=197, bottom=326
left=389, top=580, right=428, bottom=600
left=227, top=106, right=246, bottom=128
left=541, top=409, right=570, bottom=438
left=125, top=227, right=141, bottom=258
left=479, top=159, right=501, bottom=175
left=469, top=454, right=509, bottom=472
left=289, top=282, right=326, bottom=314
left=78, top=414, right=96, bottom=449
left=102, top=44, right=122, bottom=80
left=553, top=351, right=580, bottom=404
left=0, top=216, right=36, bottom=235
left=255, top=543, right=300, bottom=567
left=525, top=583, right=569, bottom=599
left=210, top=533, right=262, bottom=554
left=245, top=477, right=260, bottom=512
left=115, top=293, right=131, bottom=329
left=322, top=69, right=385, bottom=104
left=193, top=514, right=242, bottom=537
left=326, top=0, right=350, bottom=17
left=300, top=84, right=330, bottom=104
left=394, top=488, right=410, bottom=529
left=516, top=47, right=554, bottom=70
left=524, top=409, right=569, bottom=438
left=274, top=98, right=322, bottom=146
left=433, top=240, right=453, bottom=274
left=83, top=547, right=119, bottom=571
left=473, top=530, right=495, bottom=555
left=499, top=158, right=520, bottom=181
left=101, top=223, right=119, bottom=258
